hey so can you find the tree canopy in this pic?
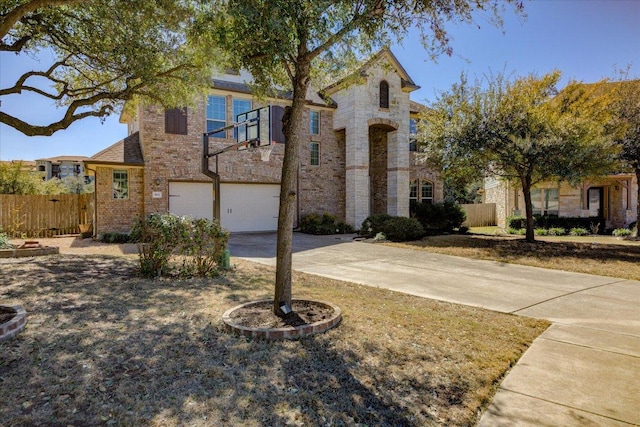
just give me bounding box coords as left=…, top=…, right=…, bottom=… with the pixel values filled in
left=420, top=71, right=617, bottom=242
left=202, top=0, right=524, bottom=315
left=1, top=0, right=219, bottom=136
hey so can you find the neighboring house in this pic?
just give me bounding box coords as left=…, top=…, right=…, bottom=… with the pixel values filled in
left=485, top=175, right=638, bottom=229
left=36, top=156, right=90, bottom=181
left=85, top=49, right=443, bottom=236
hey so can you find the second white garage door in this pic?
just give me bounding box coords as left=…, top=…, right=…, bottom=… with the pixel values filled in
left=220, top=183, right=280, bottom=232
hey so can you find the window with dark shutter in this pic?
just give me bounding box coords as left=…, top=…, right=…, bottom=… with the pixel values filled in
left=165, top=107, right=188, bottom=135
left=379, top=80, right=389, bottom=109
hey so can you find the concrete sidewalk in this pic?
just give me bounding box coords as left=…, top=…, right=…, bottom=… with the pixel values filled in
left=229, top=232, right=640, bottom=427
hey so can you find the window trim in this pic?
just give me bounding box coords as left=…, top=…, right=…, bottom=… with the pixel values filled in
left=112, top=170, right=129, bottom=200
left=420, top=180, right=434, bottom=204
left=531, top=188, right=559, bottom=216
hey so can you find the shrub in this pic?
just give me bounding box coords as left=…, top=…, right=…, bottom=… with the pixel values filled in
left=0, top=228, right=13, bottom=249
left=300, top=212, right=353, bottom=235
left=507, top=227, right=526, bottom=235
left=613, top=228, right=632, bottom=237
left=506, top=215, right=526, bottom=230
left=381, top=217, right=425, bottom=242
left=99, top=232, right=133, bottom=243
left=413, top=202, right=466, bottom=234
left=534, top=228, right=548, bottom=236
left=548, top=227, right=566, bottom=236
left=569, top=227, right=589, bottom=236
left=131, top=214, right=228, bottom=278
left=360, top=213, right=393, bottom=237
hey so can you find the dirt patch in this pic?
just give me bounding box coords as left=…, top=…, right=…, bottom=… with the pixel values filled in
left=230, top=299, right=334, bottom=328
left=0, top=305, right=16, bottom=323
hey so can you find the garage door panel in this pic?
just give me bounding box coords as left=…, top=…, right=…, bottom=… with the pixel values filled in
left=168, top=182, right=214, bottom=220
left=220, top=183, right=280, bottom=232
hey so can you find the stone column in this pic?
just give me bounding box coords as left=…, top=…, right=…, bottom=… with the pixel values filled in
left=386, top=130, right=410, bottom=217
left=345, top=122, right=370, bottom=228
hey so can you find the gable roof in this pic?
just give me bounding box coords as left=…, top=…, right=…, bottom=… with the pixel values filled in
left=322, top=48, right=420, bottom=95
left=87, top=132, right=144, bottom=166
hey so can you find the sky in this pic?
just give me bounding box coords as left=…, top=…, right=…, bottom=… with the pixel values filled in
left=0, top=0, right=638, bottom=161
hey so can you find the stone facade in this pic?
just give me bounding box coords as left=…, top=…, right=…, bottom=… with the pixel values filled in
left=88, top=49, right=443, bottom=234
left=488, top=176, right=638, bottom=229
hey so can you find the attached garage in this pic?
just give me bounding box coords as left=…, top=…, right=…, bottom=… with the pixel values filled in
left=220, top=183, right=280, bottom=232
left=168, top=182, right=214, bottom=220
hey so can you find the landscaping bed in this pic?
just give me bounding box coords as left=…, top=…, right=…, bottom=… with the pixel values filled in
left=0, top=254, right=547, bottom=426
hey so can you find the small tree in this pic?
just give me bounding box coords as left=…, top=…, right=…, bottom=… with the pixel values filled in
left=610, top=77, right=640, bottom=233
left=0, top=161, right=41, bottom=194
left=204, top=0, right=524, bottom=316
left=421, top=71, right=617, bottom=242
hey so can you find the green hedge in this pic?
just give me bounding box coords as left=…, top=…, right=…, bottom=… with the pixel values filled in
left=412, top=201, right=466, bottom=234
left=381, top=217, right=425, bottom=242
left=300, top=212, right=353, bottom=235
left=507, top=215, right=605, bottom=234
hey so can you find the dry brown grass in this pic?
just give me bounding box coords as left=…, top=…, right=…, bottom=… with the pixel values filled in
left=389, top=234, right=640, bottom=280
left=0, top=254, right=547, bottom=426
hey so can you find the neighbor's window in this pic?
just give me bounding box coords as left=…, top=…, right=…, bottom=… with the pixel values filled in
left=233, top=98, right=252, bottom=139
left=310, top=142, right=320, bottom=166
left=206, top=95, right=226, bottom=138
left=310, top=110, right=320, bottom=135
left=531, top=188, right=559, bottom=216
left=165, top=107, right=187, bottom=135
left=421, top=181, right=434, bottom=204
left=379, top=80, right=389, bottom=108
left=113, top=170, right=128, bottom=200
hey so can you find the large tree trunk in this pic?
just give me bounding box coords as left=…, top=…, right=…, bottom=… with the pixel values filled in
left=273, top=57, right=311, bottom=317
left=521, top=175, right=536, bottom=243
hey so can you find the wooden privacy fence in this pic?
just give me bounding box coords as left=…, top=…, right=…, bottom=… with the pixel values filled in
left=461, top=203, right=496, bottom=227
left=0, top=193, right=94, bottom=237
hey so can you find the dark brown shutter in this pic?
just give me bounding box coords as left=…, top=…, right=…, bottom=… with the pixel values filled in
left=165, top=107, right=188, bottom=135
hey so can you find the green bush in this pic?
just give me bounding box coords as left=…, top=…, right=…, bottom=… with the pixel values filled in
left=569, top=227, right=589, bottom=236
left=413, top=202, right=466, bottom=234
left=507, top=227, right=526, bottom=235
left=534, top=228, right=548, bottom=236
left=0, top=228, right=13, bottom=249
left=300, top=212, right=353, bottom=235
left=613, top=228, right=632, bottom=237
left=548, top=227, right=566, bottom=236
left=359, top=213, right=393, bottom=237
left=381, top=217, right=425, bottom=242
left=131, top=214, right=229, bottom=278
left=506, top=215, right=526, bottom=230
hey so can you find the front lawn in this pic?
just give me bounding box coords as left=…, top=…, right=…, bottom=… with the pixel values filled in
left=392, top=233, right=640, bottom=280
left=0, top=255, right=547, bottom=426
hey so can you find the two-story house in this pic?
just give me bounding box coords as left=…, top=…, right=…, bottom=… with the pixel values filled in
left=84, top=49, right=443, bottom=236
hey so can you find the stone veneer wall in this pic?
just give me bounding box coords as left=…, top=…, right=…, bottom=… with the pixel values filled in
left=94, top=166, right=144, bottom=235
left=298, top=108, right=346, bottom=221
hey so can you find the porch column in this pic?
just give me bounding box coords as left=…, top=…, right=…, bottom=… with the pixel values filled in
left=345, top=122, right=370, bottom=229
left=386, top=130, right=410, bottom=217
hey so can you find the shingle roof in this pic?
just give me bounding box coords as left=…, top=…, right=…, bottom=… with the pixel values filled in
left=90, top=132, right=144, bottom=165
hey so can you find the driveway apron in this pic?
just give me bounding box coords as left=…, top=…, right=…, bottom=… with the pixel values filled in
left=229, top=232, right=640, bottom=427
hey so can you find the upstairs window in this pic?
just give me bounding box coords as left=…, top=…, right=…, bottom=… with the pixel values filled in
left=310, top=110, right=320, bottom=135
left=206, top=95, right=226, bottom=138
left=165, top=107, right=187, bottom=135
left=233, top=98, right=252, bottom=139
left=379, top=80, right=389, bottom=108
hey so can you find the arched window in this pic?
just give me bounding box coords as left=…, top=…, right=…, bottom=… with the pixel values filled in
left=379, top=80, right=389, bottom=108
left=421, top=181, right=434, bottom=204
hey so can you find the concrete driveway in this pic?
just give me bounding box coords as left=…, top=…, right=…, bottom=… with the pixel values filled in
left=229, top=232, right=640, bottom=427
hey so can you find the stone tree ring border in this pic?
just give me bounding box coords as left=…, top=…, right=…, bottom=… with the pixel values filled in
left=222, top=299, right=342, bottom=340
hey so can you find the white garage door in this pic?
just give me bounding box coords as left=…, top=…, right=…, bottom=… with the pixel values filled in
left=220, top=183, right=280, bottom=232
left=168, top=182, right=214, bottom=220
